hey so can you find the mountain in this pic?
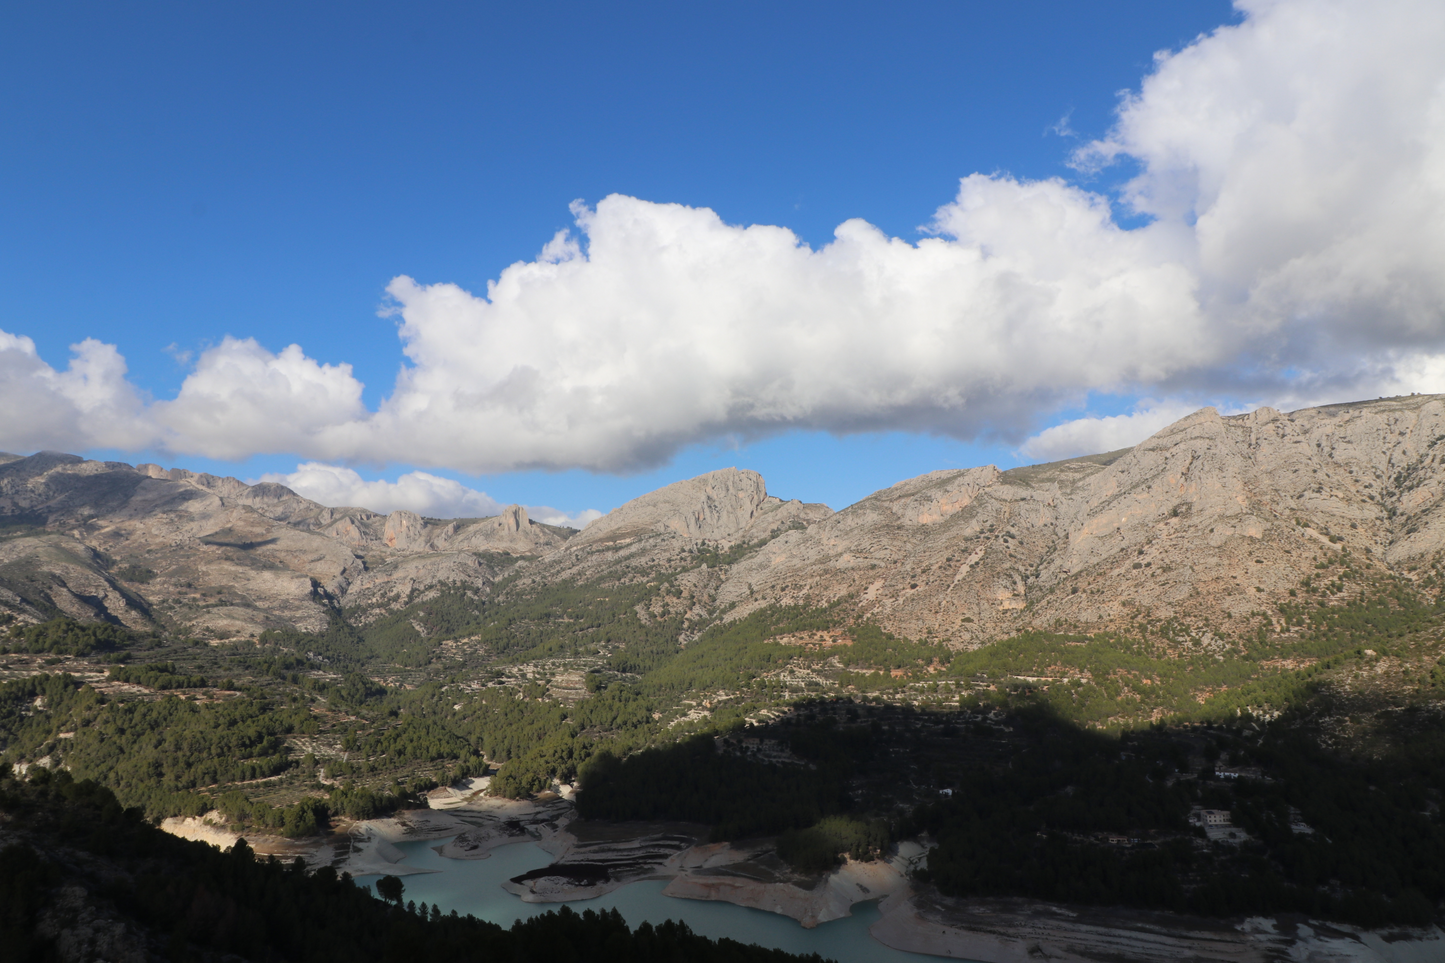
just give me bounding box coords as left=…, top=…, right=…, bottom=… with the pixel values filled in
left=5, top=394, right=1445, bottom=652
left=0, top=453, right=567, bottom=638
left=716, top=395, right=1445, bottom=644
left=570, top=468, right=830, bottom=548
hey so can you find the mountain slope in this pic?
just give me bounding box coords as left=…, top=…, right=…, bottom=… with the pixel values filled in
left=716, top=396, right=1445, bottom=645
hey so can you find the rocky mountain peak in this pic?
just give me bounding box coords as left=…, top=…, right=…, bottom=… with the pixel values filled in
left=497, top=504, right=528, bottom=534
left=573, top=468, right=830, bottom=548
left=383, top=510, right=429, bottom=550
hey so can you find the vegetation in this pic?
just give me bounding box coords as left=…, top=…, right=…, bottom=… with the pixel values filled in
left=579, top=698, right=1445, bottom=929
left=5, top=551, right=1445, bottom=932
left=107, top=662, right=209, bottom=689
left=2, top=616, right=144, bottom=656
left=0, top=672, right=312, bottom=819
left=576, top=735, right=853, bottom=841
left=912, top=709, right=1445, bottom=928
left=776, top=816, right=891, bottom=874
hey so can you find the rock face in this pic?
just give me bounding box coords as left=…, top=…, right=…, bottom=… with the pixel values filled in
left=314, top=503, right=562, bottom=557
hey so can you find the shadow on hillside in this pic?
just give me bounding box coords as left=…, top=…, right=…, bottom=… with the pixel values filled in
left=575, top=695, right=1445, bottom=930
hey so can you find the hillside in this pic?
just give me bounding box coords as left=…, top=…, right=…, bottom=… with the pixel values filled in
left=717, top=395, right=1445, bottom=645
left=10, top=395, right=1445, bottom=651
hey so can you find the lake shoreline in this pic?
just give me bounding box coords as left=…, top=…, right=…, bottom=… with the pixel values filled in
left=167, top=801, right=1445, bottom=962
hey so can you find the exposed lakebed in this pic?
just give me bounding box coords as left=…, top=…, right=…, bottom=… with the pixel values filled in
left=351, top=835, right=946, bottom=963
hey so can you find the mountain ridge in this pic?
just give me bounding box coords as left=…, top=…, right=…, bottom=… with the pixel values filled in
left=4, top=392, right=1445, bottom=655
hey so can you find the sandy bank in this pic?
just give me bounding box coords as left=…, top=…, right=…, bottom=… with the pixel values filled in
left=337, top=796, right=570, bottom=878
left=159, top=811, right=240, bottom=851
left=664, top=855, right=909, bottom=929
left=159, top=789, right=568, bottom=880
left=159, top=810, right=342, bottom=870
left=338, top=826, right=439, bottom=879
left=495, top=820, right=1445, bottom=960
left=501, top=821, right=708, bottom=902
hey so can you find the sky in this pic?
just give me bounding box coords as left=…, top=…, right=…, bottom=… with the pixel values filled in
left=4, top=0, right=1445, bottom=524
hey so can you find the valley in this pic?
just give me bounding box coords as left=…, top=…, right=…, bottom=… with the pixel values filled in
left=6, top=395, right=1445, bottom=959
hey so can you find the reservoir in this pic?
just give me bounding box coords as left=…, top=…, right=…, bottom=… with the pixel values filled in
left=353, top=836, right=953, bottom=962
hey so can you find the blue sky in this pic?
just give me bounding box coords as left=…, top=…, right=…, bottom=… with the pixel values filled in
left=5, top=1, right=1443, bottom=521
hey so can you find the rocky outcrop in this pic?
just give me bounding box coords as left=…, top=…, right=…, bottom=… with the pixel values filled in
left=310, top=503, right=565, bottom=557
left=159, top=811, right=240, bottom=851
left=444, top=505, right=564, bottom=556
left=383, top=510, right=429, bottom=550
left=341, top=552, right=493, bottom=611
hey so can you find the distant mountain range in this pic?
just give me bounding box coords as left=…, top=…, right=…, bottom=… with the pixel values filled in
left=5, top=393, right=1445, bottom=652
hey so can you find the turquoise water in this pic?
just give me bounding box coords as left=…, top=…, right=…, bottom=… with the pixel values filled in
left=352, top=837, right=956, bottom=962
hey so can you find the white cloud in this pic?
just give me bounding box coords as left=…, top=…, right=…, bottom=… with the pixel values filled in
left=1018, top=401, right=1255, bottom=462
left=529, top=506, right=604, bottom=530
left=1076, top=0, right=1445, bottom=372
left=151, top=338, right=367, bottom=460
left=0, top=332, right=154, bottom=454
left=5, top=0, right=1445, bottom=473
left=332, top=0, right=1445, bottom=471
left=259, top=462, right=602, bottom=529
left=359, top=182, right=1211, bottom=471
left=260, top=463, right=499, bottom=517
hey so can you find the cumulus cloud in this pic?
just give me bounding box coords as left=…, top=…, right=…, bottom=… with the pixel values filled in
left=4, top=0, right=1444, bottom=473
left=361, top=181, right=1212, bottom=471
left=1075, top=0, right=1445, bottom=370
left=151, top=338, right=368, bottom=460
left=259, top=462, right=602, bottom=529
left=0, top=332, right=154, bottom=453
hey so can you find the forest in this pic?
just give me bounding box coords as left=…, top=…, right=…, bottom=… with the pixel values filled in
left=575, top=734, right=853, bottom=841
left=577, top=700, right=1445, bottom=928
left=909, top=708, right=1445, bottom=928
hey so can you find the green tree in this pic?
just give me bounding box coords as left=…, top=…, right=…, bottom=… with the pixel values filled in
left=374, top=874, right=404, bottom=906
